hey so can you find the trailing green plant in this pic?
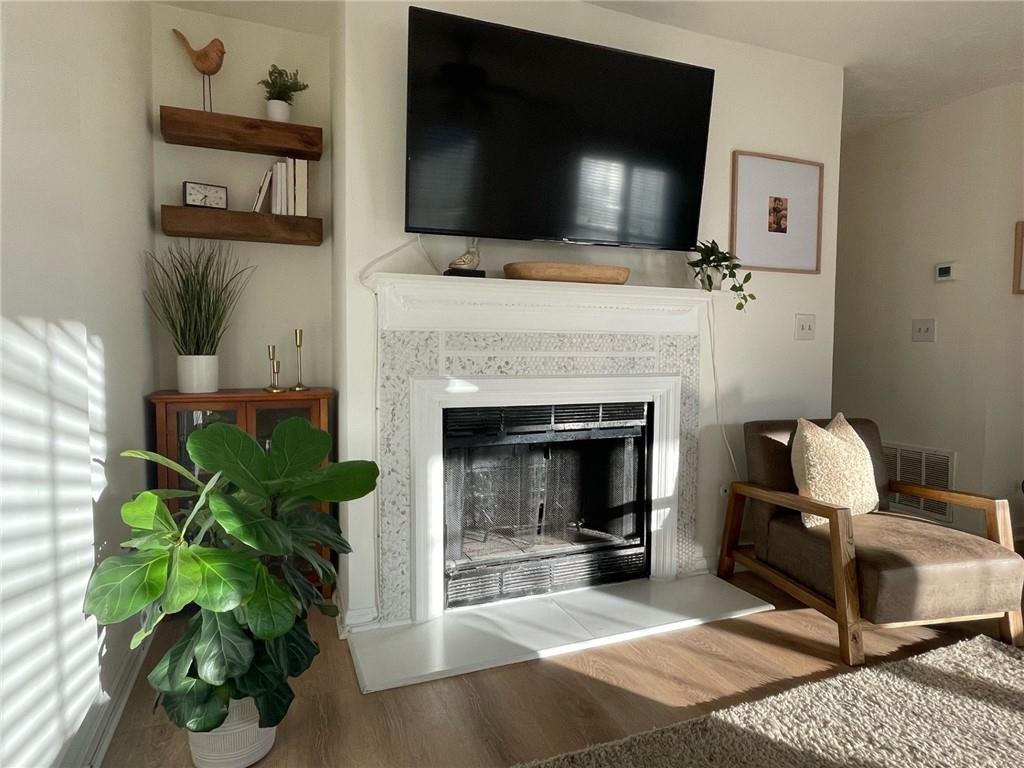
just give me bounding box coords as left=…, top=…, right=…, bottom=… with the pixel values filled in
left=688, top=239, right=756, bottom=310
left=144, top=240, right=254, bottom=356
left=83, top=418, right=378, bottom=732
left=258, top=65, right=309, bottom=104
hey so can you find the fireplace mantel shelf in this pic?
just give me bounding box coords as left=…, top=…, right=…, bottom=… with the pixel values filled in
left=366, top=272, right=713, bottom=335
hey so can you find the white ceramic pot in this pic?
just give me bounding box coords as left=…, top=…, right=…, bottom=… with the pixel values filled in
left=188, top=698, right=276, bottom=768
left=177, top=355, right=219, bottom=394
left=266, top=99, right=291, bottom=122
left=693, top=270, right=723, bottom=291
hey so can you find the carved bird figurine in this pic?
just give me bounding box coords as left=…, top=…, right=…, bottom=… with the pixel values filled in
left=173, top=29, right=226, bottom=75
left=172, top=29, right=225, bottom=111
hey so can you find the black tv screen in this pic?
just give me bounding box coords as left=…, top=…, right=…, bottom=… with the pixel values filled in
left=405, top=8, right=715, bottom=251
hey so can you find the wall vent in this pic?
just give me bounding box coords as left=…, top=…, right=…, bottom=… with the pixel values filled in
left=882, top=442, right=956, bottom=523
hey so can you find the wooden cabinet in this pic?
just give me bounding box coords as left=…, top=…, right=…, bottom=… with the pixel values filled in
left=148, top=387, right=336, bottom=493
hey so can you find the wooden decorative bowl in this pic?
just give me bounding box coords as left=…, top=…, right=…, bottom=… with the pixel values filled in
left=503, top=262, right=630, bottom=285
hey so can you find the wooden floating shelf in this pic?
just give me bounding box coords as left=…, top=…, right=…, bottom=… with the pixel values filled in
left=161, top=205, right=323, bottom=247
left=160, top=105, right=323, bottom=160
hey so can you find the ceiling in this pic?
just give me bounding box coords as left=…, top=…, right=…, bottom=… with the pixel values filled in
left=595, top=1, right=1024, bottom=134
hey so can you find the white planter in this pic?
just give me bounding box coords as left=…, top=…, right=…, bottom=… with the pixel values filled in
left=692, top=270, right=723, bottom=292
left=266, top=99, right=291, bottom=122
left=188, top=698, right=276, bottom=768
left=177, top=355, right=219, bottom=394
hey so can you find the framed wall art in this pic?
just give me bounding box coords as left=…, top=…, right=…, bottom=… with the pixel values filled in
left=730, top=151, right=824, bottom=273
left=1013, top=221, right=1023, bottom=295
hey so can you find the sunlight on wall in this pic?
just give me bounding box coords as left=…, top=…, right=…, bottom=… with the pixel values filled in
left=0, top=316, right=107, bottom=768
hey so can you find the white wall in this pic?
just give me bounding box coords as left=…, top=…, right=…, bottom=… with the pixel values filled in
left=335, top=1, right=844, bottom=623
left=834, top=83, right=1024, bottom=536
left=150, top=3, right=333, bottom=389
left=0, top=3, right=154, bottom=765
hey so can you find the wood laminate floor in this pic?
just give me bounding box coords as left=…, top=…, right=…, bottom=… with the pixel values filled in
left=104, top=573, right=990, bottom=768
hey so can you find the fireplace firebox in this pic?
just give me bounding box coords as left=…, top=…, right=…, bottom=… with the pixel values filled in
left=442, top=401, right=653, bottom=608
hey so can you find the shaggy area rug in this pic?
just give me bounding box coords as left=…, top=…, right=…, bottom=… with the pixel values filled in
left=521, top=636, right=1023, bottom=768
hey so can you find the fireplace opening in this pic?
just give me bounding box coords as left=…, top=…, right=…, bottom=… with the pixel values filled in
left=442, top=402, right=653, bottom=608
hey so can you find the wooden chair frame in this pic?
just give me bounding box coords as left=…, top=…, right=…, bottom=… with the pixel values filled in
left=717, top=480, right=1024, bottom=665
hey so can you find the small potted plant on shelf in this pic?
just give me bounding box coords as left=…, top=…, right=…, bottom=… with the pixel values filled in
left=83, top=418, right=378, bottom=768
left=145, top=240, right=254, bottom=394
left=688, top=239, right=756, bottom=310
left=258, top=65, right=309, bottom=122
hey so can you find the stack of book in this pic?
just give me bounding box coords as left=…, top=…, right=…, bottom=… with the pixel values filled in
left=252, top=158, right=309, bottom=216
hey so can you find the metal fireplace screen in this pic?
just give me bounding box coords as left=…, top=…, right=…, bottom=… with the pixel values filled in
left=442, top=402, right=651, bottom=608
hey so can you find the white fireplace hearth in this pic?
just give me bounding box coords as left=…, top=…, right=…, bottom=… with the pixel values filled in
left=343, top=273, right=773, bottom=692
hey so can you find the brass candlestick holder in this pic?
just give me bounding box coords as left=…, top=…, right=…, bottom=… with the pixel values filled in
left=264, top=344, right=286, bottom=393
left=292, top=328, right=309, bottom=391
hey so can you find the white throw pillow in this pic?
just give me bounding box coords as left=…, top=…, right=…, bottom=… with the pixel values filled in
left=791, top=414, right=879, bottom=527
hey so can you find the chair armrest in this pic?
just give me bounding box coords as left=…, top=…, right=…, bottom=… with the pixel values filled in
left=728, top=482, right=862, bottom=649
left=888, top=480, right=1015, bottom=550
left=731, top=481, right=851, bottom=524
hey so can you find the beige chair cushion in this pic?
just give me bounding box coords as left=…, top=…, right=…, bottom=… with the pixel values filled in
left=764, top=512, right=1024, bottom=624
left=791, top=414, right=879, bottom=526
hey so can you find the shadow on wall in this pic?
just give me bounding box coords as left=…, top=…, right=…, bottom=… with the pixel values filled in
left=0, top=316, right=120, bottom=767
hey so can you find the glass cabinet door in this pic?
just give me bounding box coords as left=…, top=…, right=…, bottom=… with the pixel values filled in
left=168, top=403, right=245, bottom=483
left=248, top=400, right=322, bottom=452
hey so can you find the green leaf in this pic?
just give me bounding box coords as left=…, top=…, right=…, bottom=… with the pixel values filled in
left=120, top=531, right=176, bottom=551
left=245, top=564, right=296, bottom=640
left=315, top=601, right=339, bottom=618
left=121, top=449, right=201, bottom=488
left=743, top=272, right=752, bottom=283
left=162, top=679, right=230, bottom=732
left=234, top=644, right=286, bottom=697
left=148, top=616, right=201, bottom=692
left=209, top=493, right=291, bottom=555
left=163, top=545, right=202, bottom=614
left=294, top=545, right=336, bottom=584
left=281, top=560, right=322, bottom=612
left=274, top=619, right=319, bottom=677
left=270, top=418, right=332, bottom=478
left=186, top=423, right=271, bottom=497
left=282, top=509, right=352, bottom=554
left=84, top=550, right=170, bottom=624
left=253, top=679, right=294, bottom=728
left=146, top=488, right=199, bottom=501
left=190, top=546, right=259, bottom=612
left=121, top=492, right=176, bottom=533
left=280, top=461, right=379, bottom=503
left=195, top=609, right=255, bottom=686
left=736, top=302, right=744, bottom=311
left=131, top=603, right=165, bottom=649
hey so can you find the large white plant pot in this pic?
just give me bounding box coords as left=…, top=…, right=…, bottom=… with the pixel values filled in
left=177, top=355, right=219, bottom=393
left=266, top=99, right=291, bottom=122
left=188, top=697, right=276, bottom=768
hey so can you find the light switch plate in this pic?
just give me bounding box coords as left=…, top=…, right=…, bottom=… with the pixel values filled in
left=794, top=314, right=816, bottom=340
left=912, top=318, right=936, bottom=342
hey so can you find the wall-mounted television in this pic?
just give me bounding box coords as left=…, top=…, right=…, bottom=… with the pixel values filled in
left=405, top=7, right=715, bottom=251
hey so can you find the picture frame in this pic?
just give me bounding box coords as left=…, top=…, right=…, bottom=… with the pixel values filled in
left=730, top=151, right=824, bottom=274
left=1013, top=221, right=1024, bottom=295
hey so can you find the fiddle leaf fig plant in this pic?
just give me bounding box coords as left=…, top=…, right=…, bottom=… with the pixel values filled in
left=688, top=239, right=756, bottom=310
left=83, top=418, right=378, bottom=732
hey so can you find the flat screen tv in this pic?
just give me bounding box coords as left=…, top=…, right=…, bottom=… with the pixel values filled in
left=405, top=8, right=715, bottom=251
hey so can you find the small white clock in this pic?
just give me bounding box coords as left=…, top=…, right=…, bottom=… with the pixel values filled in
left=182, top=181, right=228, bottom=209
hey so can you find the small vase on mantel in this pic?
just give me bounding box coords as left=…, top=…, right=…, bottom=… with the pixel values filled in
left=177, top=354, right=219, bottom=394
left=266, top=99, right=290, bottom=123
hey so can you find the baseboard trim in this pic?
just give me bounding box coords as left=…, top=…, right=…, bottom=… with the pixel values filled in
left=55, top=636, right=152, bottom=768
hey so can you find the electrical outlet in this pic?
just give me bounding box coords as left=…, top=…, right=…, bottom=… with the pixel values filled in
left=912, top=318, right=936, bottom=342
left=794, top=314, right=816, bottom=340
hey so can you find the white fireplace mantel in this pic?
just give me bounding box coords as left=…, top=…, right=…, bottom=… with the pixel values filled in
left=366, top=272, right=711, bottom=335
left=363, top=271, right=704, bottom=627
